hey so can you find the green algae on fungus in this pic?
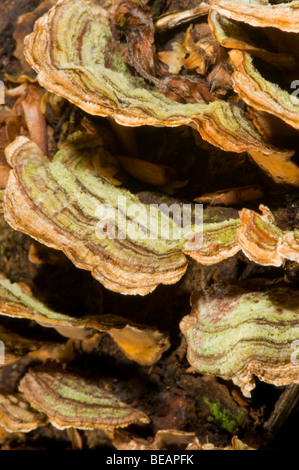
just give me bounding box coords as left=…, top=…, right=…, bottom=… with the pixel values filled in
left=237, top=205, right=299, bottom=267
left=23, top=0, right=292, bottom=157
left=278, top=229, right=299, bottom=263
left=0, top=274, right=104, bottom=340
left=19, top=370, right=150, bottom=430
left=180, top=286, right=299, bottom=397
left=4, top=135, right=188, bottom=296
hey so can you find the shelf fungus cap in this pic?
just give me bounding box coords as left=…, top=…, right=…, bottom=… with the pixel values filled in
left=22, top=0, right=290, bottom=156
left=0, top=324, right=74, bottom=365
left=180, top=286, right=299, bottom=397
left=211, top=0, right=299, bottom=33
left=19, top=370, right=150, bottom=430
left=182, top=217, right=241, bottom=265
left=0, top=392, right=47, bottom=433
left=229, top=50, right=299, bottom=131
left=237, top=205, right=284, bottom=266
left=4, top=135, right=188, bottom=295
left=0, top=276, right=169, bottom=365
left=238, top=205, right=299, bottom=265
left=209, top=10, right=297, bottom=68
left=113, top=429, right=201, bottom=450
left=0, top=274, right=99, bottom=341
left=277, top=230, right=299, bottom=263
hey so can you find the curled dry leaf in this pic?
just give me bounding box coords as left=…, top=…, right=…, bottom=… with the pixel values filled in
left=182, top=26, right=207, bottom=75
left=278, top=230, right=299, bottom=263
left=6, top=83, right=48, bottom=155
left=0, top=324, right=74, bottom=366
left=113, top=0, right=157, bottom=82
left=111, top=429, right=151, bottom=450
left=152, top=429, right=201, bottom=450
left=0, top=275, right=169, bottom=366
left=106, top=318, right=170, bottom=366
left=117, top=155, right=177, bottom=186
left=23, top=0, right=289, bottom=156
left=157, top=42, right=186, bottom=75
left=211, top=0, right=299, bottom=33
left=248, top=149, right=299, bottom=187
left=180, top=286, right=299, bottom=397
left=5, top=134, right=299, bottom=285
left=113, top=428, right=201, bottom=450
left=28, top=241, right=68, bottom=266
left=0, top=392, right=47, bottom=433
left=4, top=135, right=188, bottom=295
left=229, top=436, right=255, bottom=451
left=4, top=75, right=37, bottom=86
left=194, top=184, right=264, bottom=206
left=0, top=106, right=11, bottom=199
left=19, top=370, right=150, bottom=430
left=20, top=84, right=48, bottom=155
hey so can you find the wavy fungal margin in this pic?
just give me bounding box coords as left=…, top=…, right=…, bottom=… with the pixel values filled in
left=180, top=286, right=299, bottom=397
left=4, top=135, right=189, bottom=295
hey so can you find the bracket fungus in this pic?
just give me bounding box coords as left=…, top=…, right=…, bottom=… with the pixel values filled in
left=229, top=50, right=299, bottom=131
left=4, top=135, right=188, bottom=295
left=237, top=205, right=284, bottom=267
left=19, top=370, right=150, bottom=430
left=22, top=0, right=291, bottom=158
left=0, top=391, right=47, bottom=433
left=180, top=286, right=299, bottom=397
left=3, top=132, right=254, bottom=293
left=208, top=10, right=297, bottom=68
left=278, top=230, right=299, bottom=263
left=5, top=134, right=299, bottom=282
left=211, top=0, right=299, bottom=33
left=113, top=428, right=202, bottom=451
left=237, top=205, right=299, bottom=267
left=0, top=275, right=169, bottom=365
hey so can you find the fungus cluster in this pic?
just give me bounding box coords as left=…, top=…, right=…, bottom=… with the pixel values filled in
left=1, top=0, right=299, bottom=449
